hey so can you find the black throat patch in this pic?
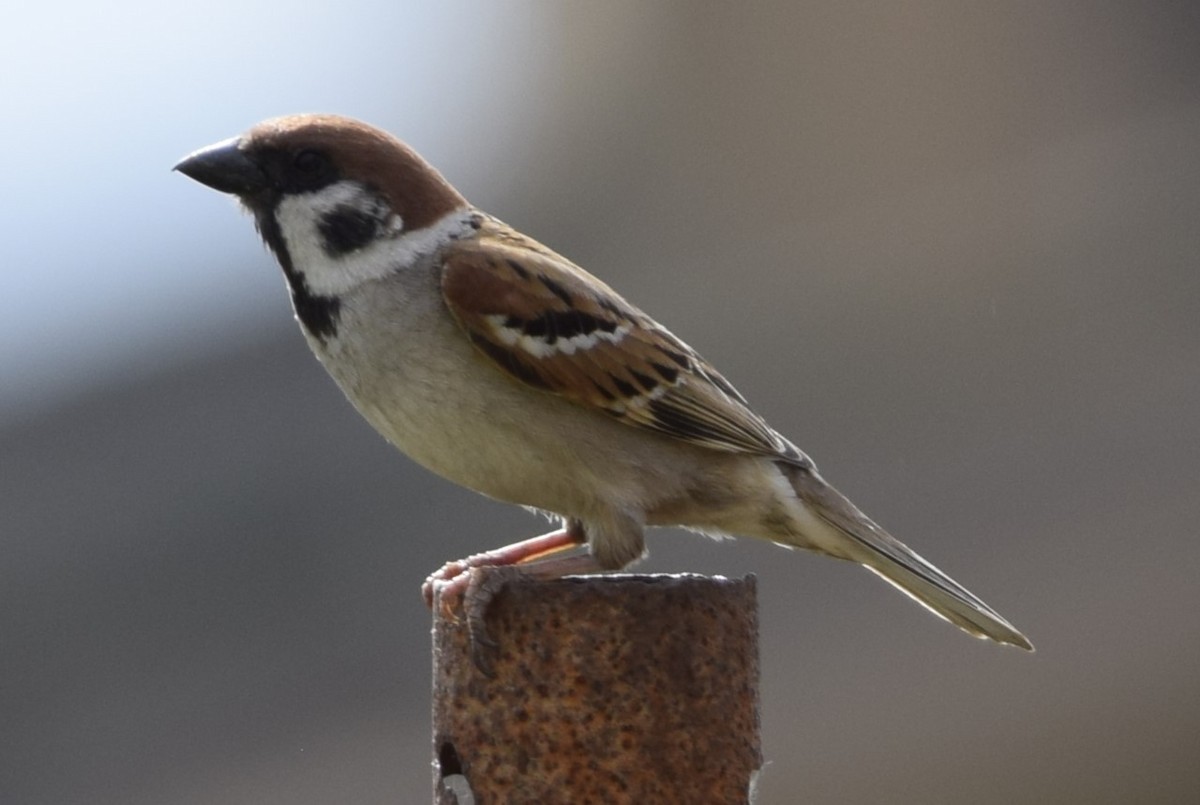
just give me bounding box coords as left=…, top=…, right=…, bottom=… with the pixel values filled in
left=254, top=208, right=341, bottom=342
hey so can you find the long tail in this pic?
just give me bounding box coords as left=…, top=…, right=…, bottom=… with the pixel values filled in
left=788, top=467, right=1033, bottom=651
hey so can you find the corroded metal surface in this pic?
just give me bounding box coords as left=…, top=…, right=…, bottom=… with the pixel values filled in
left=432, top=573, right=760, bottom=804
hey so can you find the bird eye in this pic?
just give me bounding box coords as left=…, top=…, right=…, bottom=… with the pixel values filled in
left=293, top=150, right=325, bottom=173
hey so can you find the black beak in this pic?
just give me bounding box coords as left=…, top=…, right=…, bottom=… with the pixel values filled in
left=174, top=137, right=268, bottom=196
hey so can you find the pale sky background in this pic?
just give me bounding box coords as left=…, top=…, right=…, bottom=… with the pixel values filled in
left=1, top=0, right=544, bottom=419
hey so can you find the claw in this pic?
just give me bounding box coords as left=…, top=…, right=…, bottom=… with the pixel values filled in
left=429, top=566, right=521, bottom=676
left=424, top=526, right=598, bottom=676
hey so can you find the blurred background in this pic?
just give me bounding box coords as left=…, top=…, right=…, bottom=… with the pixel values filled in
left=3, top=2, right=1199, bottom=802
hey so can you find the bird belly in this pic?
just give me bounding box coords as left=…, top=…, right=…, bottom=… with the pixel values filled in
left=306, top=289, right=640, bottom=516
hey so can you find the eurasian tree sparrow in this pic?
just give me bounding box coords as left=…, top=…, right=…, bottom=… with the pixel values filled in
left=175, top=114, right=1032, bottom=652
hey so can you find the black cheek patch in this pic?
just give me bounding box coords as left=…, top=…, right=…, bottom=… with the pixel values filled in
left=319, top=204, right=383, bottom=256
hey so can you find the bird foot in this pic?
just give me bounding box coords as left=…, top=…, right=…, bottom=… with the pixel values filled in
left=423, top=527, right=589, bottom=674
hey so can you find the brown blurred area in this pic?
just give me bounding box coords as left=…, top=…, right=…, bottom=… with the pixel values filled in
left=4, top=3, right=1199, bottom=803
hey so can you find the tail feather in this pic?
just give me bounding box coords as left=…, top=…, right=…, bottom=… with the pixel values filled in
left=789, top=468, right=1033, bottom=651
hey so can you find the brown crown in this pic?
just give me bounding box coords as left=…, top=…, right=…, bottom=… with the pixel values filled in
left=244, top=114, right=468, bottom=231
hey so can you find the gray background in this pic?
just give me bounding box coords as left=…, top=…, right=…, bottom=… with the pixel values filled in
left=4, top=3, right=1199, bottom=803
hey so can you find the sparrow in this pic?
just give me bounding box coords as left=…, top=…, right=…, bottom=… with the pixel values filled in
left=175, top=114, right=1032, bottom=653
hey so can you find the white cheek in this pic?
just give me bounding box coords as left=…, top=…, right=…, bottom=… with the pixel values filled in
left=275, top=182, right=470, bottom=296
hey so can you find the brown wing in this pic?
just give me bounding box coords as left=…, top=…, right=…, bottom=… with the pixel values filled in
left=440, top=222, right=808, bottom=464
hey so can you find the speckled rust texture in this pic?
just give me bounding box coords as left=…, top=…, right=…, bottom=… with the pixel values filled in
left=432, top=573, right=760, bottom=804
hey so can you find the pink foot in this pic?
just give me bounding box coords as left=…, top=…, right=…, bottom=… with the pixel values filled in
left=421, top=526, right=584, bottom=611
left=423, top=526, right=607, bottom=675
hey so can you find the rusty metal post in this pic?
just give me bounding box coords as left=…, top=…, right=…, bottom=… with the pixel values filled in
left=431, top=573, right=761, bottom=804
